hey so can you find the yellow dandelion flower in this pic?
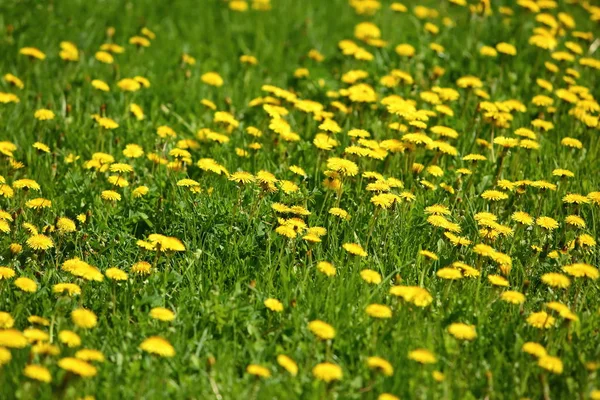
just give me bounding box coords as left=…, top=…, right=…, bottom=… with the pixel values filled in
left=308, top=320, right=335, bottom=340
left=277, top=355, right=298, bottom=376
left=312, top=362, right=342, bottom=382
left=343, top=242, right=367, bottom=257
left=408, top=349, right=437, bottom=364
left=264, top=298, right=284, bottom=312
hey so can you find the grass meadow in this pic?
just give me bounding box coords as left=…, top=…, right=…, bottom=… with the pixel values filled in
left=0, top=0, right=599, bottom=398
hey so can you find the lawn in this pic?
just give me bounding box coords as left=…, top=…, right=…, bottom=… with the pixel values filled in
left=0, top=0, right=599, bottom=399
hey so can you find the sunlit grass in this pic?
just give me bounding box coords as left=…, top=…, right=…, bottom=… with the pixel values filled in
left=0, top=0, right=599, bottom=399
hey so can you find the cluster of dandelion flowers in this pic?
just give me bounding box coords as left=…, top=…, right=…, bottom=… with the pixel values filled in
left=3, top=2, right=600, bottom=396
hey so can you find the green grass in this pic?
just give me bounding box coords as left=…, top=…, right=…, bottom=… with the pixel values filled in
left=0, top=0, right=599, bottom=398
